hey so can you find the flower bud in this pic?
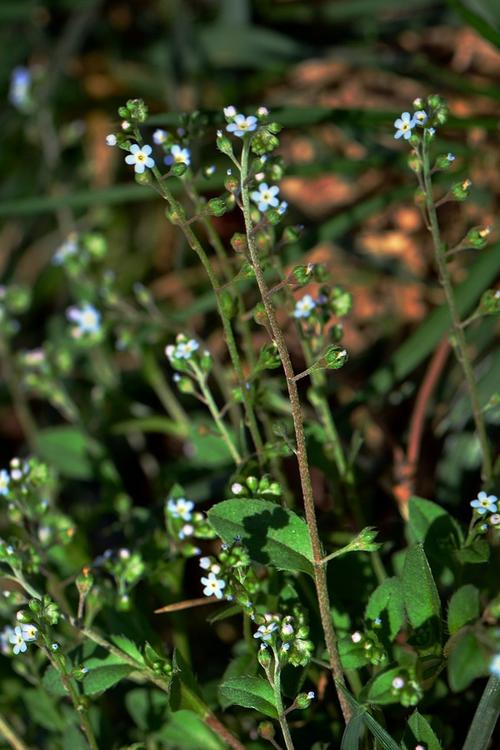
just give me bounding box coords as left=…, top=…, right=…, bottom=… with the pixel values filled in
left=216, top=131, right=234, bottom=158
left=295, top=691, right=314, bottom=710
left=230, top=233, right=248, bottom=254
left=207, top=197, right=228, bottom=217
left=257, top=644, right=271, bottom=669
left=451, top=179, right=472, bottom=201
left=465, top=226, right=491, bottom=249
left=323, top=345, right=348, bottom=370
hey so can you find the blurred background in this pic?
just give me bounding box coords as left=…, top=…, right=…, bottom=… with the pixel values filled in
left=1, top=0, right=499, bottom=512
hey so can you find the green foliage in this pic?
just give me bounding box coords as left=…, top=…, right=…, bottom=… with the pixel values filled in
left=219, top=676, right=278, bottom=718
left=208, top=498, right=314, bottom=575
left=447, top=585, right=481, bottom=634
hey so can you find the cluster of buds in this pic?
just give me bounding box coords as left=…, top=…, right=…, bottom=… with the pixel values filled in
left=0, top=283, right=31, bottom=338
left=143, top=641, right=173, bottom=680
left=165, top=334, right=212, bottom=384
left=95, top=548, right=145, bottom=611
left=230, top=475, right=282, bottom=501
left=199, top=540, right=260, bottom=605
left=349, top=627, right=388, bottom=667
left=390, top=669, right=423, bottom=706
left=165, top=493, right=216, bottom=557
left=254, top=612, right=314, bottom=668
left=291, top=262, right=328, bottom=287
left=17, top=346, right=76, bottom=421
left=0, top=458, right=75, bottom=553
left=52, top=232, right=108, bottom=274
left=479, top=289, right=500, bottom=316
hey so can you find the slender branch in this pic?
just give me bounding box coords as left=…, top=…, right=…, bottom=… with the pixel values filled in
left=239, top=140, right=351, bottom=723
left=421, top=144, right=492, bottom=483
left=268, top=659, right=295, bottom=750
left=0, top=714, right=30, bottom=750
left=191, top=363, right=242, bottom=464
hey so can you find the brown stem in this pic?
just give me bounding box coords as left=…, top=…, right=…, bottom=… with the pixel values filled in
left=239, top=141, right=351, bottom=723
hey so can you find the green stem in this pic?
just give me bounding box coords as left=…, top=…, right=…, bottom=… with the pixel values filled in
left=421, top=145, right=492, bottom=483
left=0, top=714, right=30, bottom=750
left=270, top=660, right=295, bottom=750
left=142, top=349, right=190, bottom=434
left=192, top=363, right=242, bottom=465
left=462, top=676, right=500, bottom=750
left=239, top=139, right=351, bottom=723
left=46, top=647, right=98, bottom=750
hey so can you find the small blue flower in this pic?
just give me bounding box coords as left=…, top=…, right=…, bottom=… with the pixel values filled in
left=167, top=497, right=194, bottom=521
left=394, top=112, right=415, bottom=140
left=427, top=127, right=436, bottom=136
left=0, top=470, right=10, bottom=497
left=9, top=67, right=31, bottom=110
left=223, top=106, right=237, bottom=119
left=470, top=491, right=498, bottom=515
left=490, top=654, right=500, bottom=679
left=226, top=114, right=258, bottom=138
left=199, top=556, right=212, bottom=570
left=53, top=234, right=78, bottom=265
left=66, top=304, right=101, bottom=336
left=125, top=144, right=155, bottom=174
left=278, top=200, right=288, bottom=215
left=413, top=110, right=428, bottom=126
left=253, top=622, right=278, bottom=642
left=447, top=153, right=456, bottom=162
left=106, top=134, right=117, bottom=146
left=201, top=572, right=226, bottom=599
left=153, top=129, right=168, bottom=144
left=250, top=183, right=280, bottom=212
left=178, top=523, right=194, bottom=540
left=9, top=626, right=28, bottom=655
left=293, top=294, right=316, bottom=319
left=21, top=624, right=38, bottom=642
left=175, top=339, right=199, bottom=359
left=165, top=144, right=191, bottom=167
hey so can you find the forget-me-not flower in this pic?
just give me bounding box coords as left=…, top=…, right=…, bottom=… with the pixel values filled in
left=125, top=144, right=155, bottom=174
left=201, top=572, right=226, bottom=599
left=0, top=470, right=10, bottom=496
left=9, top=626, right=29, bottom=655
left=293, top=294, right=316, bottom=319
left=153, top=129, right=168, bottom=144
left=413, top=110, right=428, bottom=126
left=226, top=114, right=258, bottom=138
left=106, top=134, right=117, bottom=146
left=394, top=112, right=415, bottom=140
left=254, top=622, right=278, bottom=642
left=165, top=144, right=191, bottom=167
left=66, top=304, right=101, bottom=337
left=167, top=497, right=194, bottom=521
left=470, top=491, right=498, bottom=515
left=53, top=234, right=78, bottom=265
left=250, top=183, right=280, bottom=212
left=175, top=339, right=199, bottom=359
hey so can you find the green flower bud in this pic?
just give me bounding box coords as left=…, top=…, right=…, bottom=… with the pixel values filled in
left=266, top=208, right=282, bottom=225
left=170, top=163, right=187, bottom=177
left=257, top=645, right=271, bottom=669
left=258, top=721, right=275, bottom=740
left=268, top=162, right=284, bottom=181
left=246, top=476, right=259, bottom=492
left=207, top=197, right=228, bottom=217
left=251, top=129, right=279, bottom=156
left=292, top=264, right=315, bottom=286
left=166, top=205, right=186, bottom=224
left=295, top=692, right=314, bottom=710
left=408, top=153, right=421, bottom=173
left=257, top=342, right=281, bottom=370
left=230, top=232, right=248, bottom=254
left=267, top=122, right=282, bottom=134
left=216, top=131, right=234, bottom=157
left=479, top=289, right=500, bottom=315
left=323, top=345, right=348, bottom=370
left=124, top=98, right=148, bottom=123
left=135, top=171, right=151, bottom=185
left=76, top=568, right=94, bottom=596
left=435, top=153, right=455, bottom=170
left=83, top=233, right=107, bottom=259
left=224, top=175, right=239, bottom=192
left=219, top=290, right=237, bottom=319
left=330, top=287, right=352, bottom=317
left=465, top=225, right=491, bottom=249
left=451, top=179, right=472, bottom=201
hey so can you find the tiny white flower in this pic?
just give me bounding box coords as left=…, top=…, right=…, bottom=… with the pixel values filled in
left=9, top=626, right=28, bottom=655
left=106, top=134, right=117, bottom=146
left=179, top=523, right=194, bottom=540
left=231, top=482, right=244, bottom=495
left=0, top=470, right=10, bottom=496
left=165, top=144, right=191, bottom=167
left=175, top=339, right=199, bottom=359
left=201, top=572, right=226, bottom=599
left=293, top=294, right=316, bottom=319
left=351, top=631, right=362, bottom=643
left=489, top=653, right=500, bottom=679
left=21, top=624, right=37, bottom=641
left=125, top=143, right=155, bottom=174
left=118, top=548, right=130, bottom=559
left=199, top=557, right=211, bottom=570
left=226, top=114, right=258, bottom=138
left=253, top=622, right=278, bottom=642
left=153, top=129, right=168, bottom=144
left=167, top=497, right=194, bottom=521
left=413, top=110, right=428, bottom=126
left=250, top=182, right=280, bottom=212
left=223, top=105, right=237, bottom=119
left=471, top=491, right=498, bottom=515
left=257, top=106, right=269, bottom=117
left=392, top=676, right=405, bottom=689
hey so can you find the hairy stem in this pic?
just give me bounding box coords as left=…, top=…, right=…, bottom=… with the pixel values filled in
left=192, top=363, right=242, bottom=465
left=270, top=660, right=295, bottom=750
left=421, top=145, right=492, bottom=483
left=239, top=140, right=351, bottom=722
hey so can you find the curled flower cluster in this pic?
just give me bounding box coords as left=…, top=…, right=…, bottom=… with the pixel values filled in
left=230, top=474, right=282, bottom=500
left=198, top=541, right=259, bottom=607
left=165, top=494, right=215, bottom=556
left=254, top=612, right=314, bottom=668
